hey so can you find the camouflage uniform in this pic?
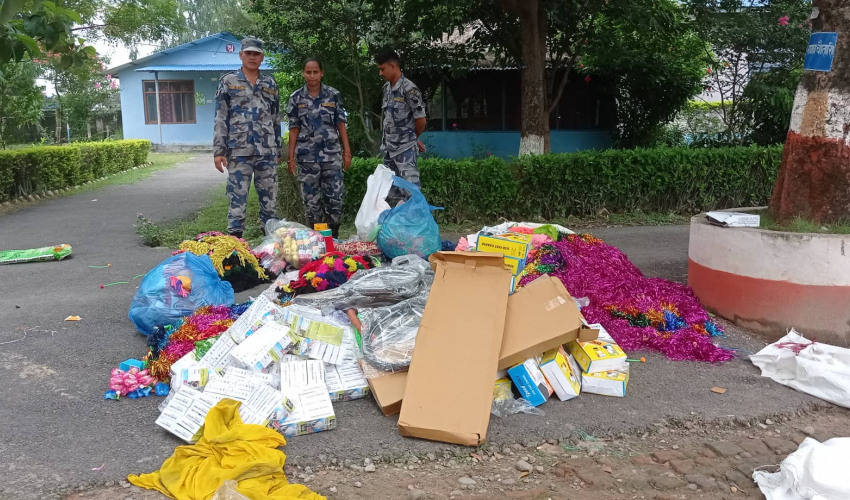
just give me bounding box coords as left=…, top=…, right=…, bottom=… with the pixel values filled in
left=213, top=68, right=281, bottom=233
left=380, top=74, right=426, bottom=205
left=286, top=84, right=347, bottom=225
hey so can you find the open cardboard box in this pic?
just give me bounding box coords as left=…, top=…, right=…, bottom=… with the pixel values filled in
left=369, top=274, right=596, bottom=418
left=398, top=252, right=512, bottom=446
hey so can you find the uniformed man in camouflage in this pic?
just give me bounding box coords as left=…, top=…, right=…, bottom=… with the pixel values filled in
left=286, top=58, right=352, bottom=238
left=375, top=49, right=427, bottom=206
left=213, top=37, right=281, bottom=239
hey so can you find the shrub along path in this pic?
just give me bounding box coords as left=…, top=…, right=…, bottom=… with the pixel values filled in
left=0, top=154, right=826, bottom=500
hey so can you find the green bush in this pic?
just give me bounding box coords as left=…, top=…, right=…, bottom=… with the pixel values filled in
left=278, top=145, right=783, bottom=223
left=0, top=139, right=151, bottom=201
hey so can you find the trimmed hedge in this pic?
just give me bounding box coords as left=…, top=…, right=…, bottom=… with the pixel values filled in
left=278, top=145, right=783, bottom=223
left=0, top=140, right=151, bottom=202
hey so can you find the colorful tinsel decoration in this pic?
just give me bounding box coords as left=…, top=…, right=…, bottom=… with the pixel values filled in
left=517, top=234, right=733, bottom=363
left=174, top=232, right=269, bottom=292
left=143, top=303, right=250, bottom=380
left=276, top=252, right=373, bottom=303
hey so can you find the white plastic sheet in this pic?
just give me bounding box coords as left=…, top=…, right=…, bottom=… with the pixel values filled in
left=355, top=164, right=393, bottom=240
left=753, top=437, right=850, bottom=500
left=750, top=329, right=850, bottom=409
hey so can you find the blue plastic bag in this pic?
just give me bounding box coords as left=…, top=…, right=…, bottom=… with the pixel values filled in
left=129, top=253, right=234, bottom=335
left=377, top=176, right=442, bottom=259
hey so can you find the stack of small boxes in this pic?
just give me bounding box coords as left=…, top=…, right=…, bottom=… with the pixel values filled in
left=505, top=323, right=629, bottom=408
left=157, top=295, right=370, bottom=443
left=566, top=323, right=629, bottom=397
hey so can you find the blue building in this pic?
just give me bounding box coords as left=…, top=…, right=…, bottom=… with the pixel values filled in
left=110, top=32, right=273, bottom=149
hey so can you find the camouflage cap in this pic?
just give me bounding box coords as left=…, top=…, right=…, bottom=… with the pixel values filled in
left=241, top=37, right=264, bottom=54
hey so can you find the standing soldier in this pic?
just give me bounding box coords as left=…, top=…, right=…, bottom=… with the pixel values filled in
left=213, top=37, right=281, bottom=239
left=375, top=48, right=427, bottom=206
left=286, top=58, right=352, bottom=239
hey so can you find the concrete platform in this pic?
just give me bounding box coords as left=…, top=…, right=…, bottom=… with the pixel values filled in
left=688, top=208, right=850, bottom=346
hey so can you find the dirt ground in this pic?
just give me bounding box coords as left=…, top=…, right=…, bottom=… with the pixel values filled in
left=69, top=405, right=849, bottom=500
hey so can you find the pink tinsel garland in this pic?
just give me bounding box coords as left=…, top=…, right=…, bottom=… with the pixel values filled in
left=519, top=235, right=734, bottom=363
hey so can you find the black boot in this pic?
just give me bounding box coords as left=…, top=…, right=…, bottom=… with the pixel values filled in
left=330, top=223, right=340, bottom=239
left=229, top=230, right=243, bottom=240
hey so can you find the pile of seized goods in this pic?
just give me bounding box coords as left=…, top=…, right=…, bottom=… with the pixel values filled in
left=113, top=170, right=734, bottom=450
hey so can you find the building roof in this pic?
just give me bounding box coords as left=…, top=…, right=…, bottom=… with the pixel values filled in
left=135, top=63, right=272, bottom=72
left=109, top=32, right=274, bottom=75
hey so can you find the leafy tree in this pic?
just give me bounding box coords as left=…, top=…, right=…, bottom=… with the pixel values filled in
left=0, top=60, right=43, bottom=147
left=0, top=0, right=95, bottom=66
left=684, top=0, right=811, bottom=145
left=581, top=1, right=707, bottom=148
left=400, top=0, right=702, bottom=154
left=54, top=57, right=118, bottom=140
left=162, top=0, right=256, bottom=47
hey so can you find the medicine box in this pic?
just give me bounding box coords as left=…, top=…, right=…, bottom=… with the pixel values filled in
left=507, top=357, right=553, bottom=407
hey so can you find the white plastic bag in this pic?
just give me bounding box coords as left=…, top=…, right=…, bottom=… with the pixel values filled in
left=750, top=329, right=850, bottom=409
left=753, top=437, right=850, bottom=500
left=355, top=164, right=394, bottom=240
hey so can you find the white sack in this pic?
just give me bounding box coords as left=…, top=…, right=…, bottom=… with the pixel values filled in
left=355, top=164, right=394, bottom=240
left=750, top=329, right=850, bottom=409
left=753, top=437, right=850, bottom=500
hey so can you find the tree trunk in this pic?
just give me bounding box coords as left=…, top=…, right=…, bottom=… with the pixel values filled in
left=769, top=0, right=850, bottom=223
left=504, top=0, right=547, bottom=156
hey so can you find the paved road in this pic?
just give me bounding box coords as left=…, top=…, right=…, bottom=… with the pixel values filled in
left=0, top=161, right=825, bottom=499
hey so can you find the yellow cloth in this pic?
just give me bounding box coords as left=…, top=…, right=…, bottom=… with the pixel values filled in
left=129, top=399, right=325, bottom=500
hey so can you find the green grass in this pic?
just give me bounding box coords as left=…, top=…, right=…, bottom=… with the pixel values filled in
left=758, top=210, right=850, bottom=235
left=137, top=186, right=266, bottom=248
left=0, top=153, right=192, bottom=216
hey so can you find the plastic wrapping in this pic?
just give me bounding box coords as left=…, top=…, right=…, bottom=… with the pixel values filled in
left=254, top=219, right=326, bottom=273
left=359, top=293, right=428, bottom=378
left=293, top=254, right=432, bottom=313
left=355, top=164, right=394, bottom=240
left=211, top=480, right=250, bottom=500
left=377, top=176, right=442, bottom=259
left=129, top=253, right=235, bottom=335
left=491, top=381, right=545, bottom=418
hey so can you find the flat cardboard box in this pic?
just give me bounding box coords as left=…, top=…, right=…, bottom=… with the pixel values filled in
left=368, top=275, right=593, bottom=415
left=498, top=276, right=589, bottom=370
left=507, top=357, right=553, bottom=407
left=367, top=371, right=408, bottom=416
left=398, top=252, right=512, bottom=446
left=326, top=360, right=370, bottom=402
left=539, top=346, right=582, bottom=401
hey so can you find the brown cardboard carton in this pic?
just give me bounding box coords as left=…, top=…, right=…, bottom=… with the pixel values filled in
left=498, top=276, right=587, bottom=370
left=366, top=371, right=408, bottom=416
left=397, top=252, right=512, bottom=446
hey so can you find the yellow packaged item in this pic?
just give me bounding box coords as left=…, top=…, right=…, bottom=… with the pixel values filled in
left=581, top=369, right=629, bottom=398
left=567, top=337, right=627, bottom=374
left=539, top=346, right=582, bottom=401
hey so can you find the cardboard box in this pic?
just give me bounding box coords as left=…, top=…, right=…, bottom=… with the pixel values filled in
left=398, top=252, right=512, bottom=446
left=539, top=346, right=582, bottom=401
left=155, top=387, right=220, bottom=442
left=581, top=368, right=629, bottom=398
left=567, top=336, right=627, bottom=374
left=326, top=360, right=370, bottom=402
left=507, top=357, right=553, bottom=407
left=367, top=275, right=592, bottom=415
left=273, top=386, right=336, bottom=437
left=226, top=295, right=281, bottom=343
left=498, top=276, right=588, bottom=370
left=202, top=368, right=294, bottom=425
left=475, top=233, right=532, bottom=259
left=279, top=359, right=325, bottom=389
left=367, top=371, right=408, bottom=416
left=229, top=322, right=295, bottom=371
left=706, top=211, right=760, bottom=228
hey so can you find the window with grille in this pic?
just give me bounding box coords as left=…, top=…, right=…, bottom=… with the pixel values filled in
left=143, top=80, right=196, bottom=124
